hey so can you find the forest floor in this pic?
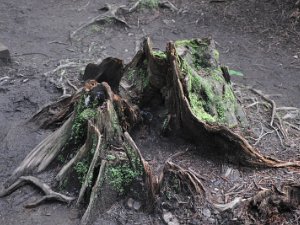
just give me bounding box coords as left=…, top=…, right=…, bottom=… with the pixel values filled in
left=0, top=0, right=300, bottom=224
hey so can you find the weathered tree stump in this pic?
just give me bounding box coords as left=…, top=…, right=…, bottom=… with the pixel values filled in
left=1, top=37, right=299, bottom=225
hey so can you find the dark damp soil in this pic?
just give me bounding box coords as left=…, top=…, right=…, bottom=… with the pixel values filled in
left=0, top=0, right=300, bottom=224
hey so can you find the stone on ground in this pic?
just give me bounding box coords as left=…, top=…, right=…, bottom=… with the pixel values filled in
left=0, top=42, right=10, bottom=63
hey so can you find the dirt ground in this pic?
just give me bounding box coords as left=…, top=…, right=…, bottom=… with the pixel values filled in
left=0, top=0, right=300, bottom=224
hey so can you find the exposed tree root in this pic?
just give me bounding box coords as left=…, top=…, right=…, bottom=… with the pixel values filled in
left=70, top=0, right=179, bottom=39
left=213, top=197, right=243, bottom=212
left=128, top=0, right=178, bottom=13
left=70, top=3, right=129, bottom=39
left=162, top=162, right=206, bottom=195
left=0, top=176, right=75, bottom=208
left=246, top=184, right=300, bottom=223
left=158, top=1, right=178, bottom=11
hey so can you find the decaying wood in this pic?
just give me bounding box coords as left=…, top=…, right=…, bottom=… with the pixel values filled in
left=5, top=115, right=74, bottom=188
left=165, top=40, right=300, bottom=168
left=55, top=143, right=86, bottom=183
left=1, top=37, right=300, bottom=225
left=77, top=122, right=102, bottom=205
left=124, top=131, right=156, bottom=211
left=81, top=160, right=107, bottom=225
left=29, top=91, right=81, bottom=129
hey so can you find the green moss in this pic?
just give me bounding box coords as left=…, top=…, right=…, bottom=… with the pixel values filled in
left=153, top=50, right=167, bottom=60
left=73, top=133, right=98, bottom=185
left=216, top=102, right=225, bottom=121
left=90, top=24, right=102, bottom=33
left=175, top=39, right=200, bottom=49
left=70, top=95, right=99, bottom=144
left=124, top=143, right=143, bottom=172
left=106, top=163, right=142, bottom=194
left=176, top=39, right=239, bottom=126
left=175, top=39, right=210, bottom=70
left=57, top=154, right=65, bottom=163
left=141, top=0, right=159, bottom=8
left=81, top=108, right=97, bottom=120
left=190, top=93, right=215, bottom=122
left=74, top=161, right=89, bottom=184
left=213, top=49, right=219, bottom=61
left=106, top=143, right=144, bottom=194
left=107, top=154, right=116, bottom=161
left=127, top=67, right=149, bottom=89
left=210, top=68, right=224, bottom=82
left=224, top=85, right=236, bottom=101
left=70, top=96, right=87, bottom=144
left=128, top=69, right=135, bottom=82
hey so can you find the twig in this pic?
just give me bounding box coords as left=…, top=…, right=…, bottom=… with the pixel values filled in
left=0, top=76, right=10, bottom=82
left=213, top=197, right=243, bottom=211
left=188, top=167, right=207, bottom=181
left=277, top=107, right=299, bottom=111
left=271, top=125, right=285, bottom=147
left=48, top=41, right=68, bottom=45
left=166, top=148, right=190, bottom=162
left=254, top=130, right=275, bottom=146
left=128, top=0, right=142, bottom=13
left=275, top=115, right=288, bottom=139
left=250, top=88, right=276, bottom=126
left=166, top=162, right=206, bottom=195
left=245, top=101, right=262, bottom=109
left=77, top=0, right=91, bottom=12
left=210, top=0, right=225, bottom=2
left=284, top=121, right=300, bottom=131
left=14, top=52, right=49, bottom=57
left=44, top=62, right=80, bottom=76
left=66, top=78, right=79, bottom=91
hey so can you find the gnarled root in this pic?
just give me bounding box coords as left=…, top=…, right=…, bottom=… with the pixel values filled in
left=71, top=3, right=129, bottom=39
left=162, top=161, right=206, bottom=195
left=0, top=176, right=75, bottom=208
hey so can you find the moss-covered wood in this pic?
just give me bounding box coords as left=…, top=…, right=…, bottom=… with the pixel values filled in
left=1, top=37, right=299, bottom=225
left=175, top=38, right=245, bottom=127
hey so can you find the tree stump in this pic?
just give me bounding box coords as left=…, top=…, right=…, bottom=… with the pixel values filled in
left=1, top=37, right=299, bottom=225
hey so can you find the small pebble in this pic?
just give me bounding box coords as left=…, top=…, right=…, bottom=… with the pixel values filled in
left=203, top=208, right=211, bottom=218
left=127, top=197, right=134, bottom=209
left=163, top=211, right=179, bottom=225
left=133, top=200, right=141, bottom=211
